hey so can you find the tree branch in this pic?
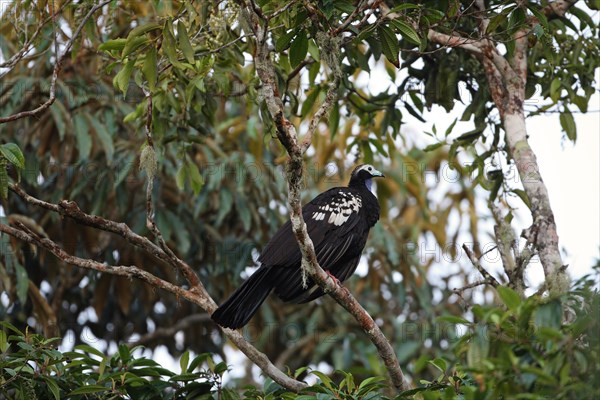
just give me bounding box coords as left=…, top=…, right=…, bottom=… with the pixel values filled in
left=240, top=0, right=408, bottom=392
left=462, top=244, right=500, bottom=288
left=0, top=0, right=111, bottom=124
left=4, top=185, right=307, bottom=392
left=426, top=30, right=483, bottom=54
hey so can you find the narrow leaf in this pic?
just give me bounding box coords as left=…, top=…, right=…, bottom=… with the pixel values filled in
left=289, top=30, right=308, bottom=68
left=497, top=286, right=521, bottom=312
left=177, top=21, right=195, bottom=63
left=0, top=143, right=25, bottom=169
left=559, top=108, right=577, bottom=142
left=377, top=25, right=399, bottom=67
left=276, top=29, right=297, bottom=52
left=127, top=22, right=161, bottom=39
left=113, top=59, right=134, bottom=96
left=98, top=38, right=127, bottom=52
left=143, top=46, right=158, bottom=91
left=390, top=19, right=420, bottom=45
left=122, top=36, right=148, bottom=57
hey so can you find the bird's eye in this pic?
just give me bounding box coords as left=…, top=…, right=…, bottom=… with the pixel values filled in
left=368, top=166, right=372, bottom=171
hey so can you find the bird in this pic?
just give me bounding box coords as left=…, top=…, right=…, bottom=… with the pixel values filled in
left=211, top=164, right=384, bottom=329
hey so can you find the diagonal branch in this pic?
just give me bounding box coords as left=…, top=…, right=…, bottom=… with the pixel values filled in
left=462, top=244, right=500, bottom=288
left=240, top=0, right=408, bottom=392
left=1, top=187, right=307, bottom=392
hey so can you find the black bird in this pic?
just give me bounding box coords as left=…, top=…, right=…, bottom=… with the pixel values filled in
left=211, top=164, right=384, bottom=329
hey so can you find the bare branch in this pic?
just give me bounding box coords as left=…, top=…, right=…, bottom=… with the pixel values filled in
left=0, top=0, right=111, bottom=124
left=453, top=279, right=491, bottom=293
left=462, top=244, right=500, bottom=288
left=0, top=221, right=194, bottom=302
left=426, top=30, right=483, bottom=54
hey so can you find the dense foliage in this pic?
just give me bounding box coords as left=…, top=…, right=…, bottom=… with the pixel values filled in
left=2, top=272, right=598, bottom=398
left=0, top=0, right=598, bottom=397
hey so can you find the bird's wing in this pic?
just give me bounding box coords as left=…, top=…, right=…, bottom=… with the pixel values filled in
left=258, top=188, right=365, bottom=269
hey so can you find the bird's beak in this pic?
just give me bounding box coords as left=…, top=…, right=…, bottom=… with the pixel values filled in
left=372, top=169, right=385, bottom=178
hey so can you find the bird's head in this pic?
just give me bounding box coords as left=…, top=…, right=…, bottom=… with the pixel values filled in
left=348, top=164, right=385, bottom=192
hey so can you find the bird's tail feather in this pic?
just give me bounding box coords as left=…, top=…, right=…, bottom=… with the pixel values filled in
left=211, top=267, right=274, bottom=329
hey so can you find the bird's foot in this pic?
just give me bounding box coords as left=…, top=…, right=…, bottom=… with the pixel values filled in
left=325, top=270, right=340, bottom=286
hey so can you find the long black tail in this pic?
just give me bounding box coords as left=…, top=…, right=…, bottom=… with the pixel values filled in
left=211, top=266, right=274, bottom=329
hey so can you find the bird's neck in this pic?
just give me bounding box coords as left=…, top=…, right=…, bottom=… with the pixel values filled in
left=348, top=179, right=374, bottom=194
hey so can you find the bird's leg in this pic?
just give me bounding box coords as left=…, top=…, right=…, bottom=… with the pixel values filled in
left=325, top=271, right=352, bottom=296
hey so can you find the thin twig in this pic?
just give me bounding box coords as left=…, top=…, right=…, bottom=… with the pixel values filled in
left=462, top=244, right=500, bottom=287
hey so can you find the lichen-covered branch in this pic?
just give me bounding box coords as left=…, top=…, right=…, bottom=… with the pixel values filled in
left=240, top=0, right=408, bottom=392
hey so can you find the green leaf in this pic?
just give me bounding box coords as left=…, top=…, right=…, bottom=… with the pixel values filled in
left=74, top=113, right=92, bottom=161
left=0, top=162, right=8, bottom=199
left=143, top=46, right=158, bottom=91
left=98, top=38, right=127, bottom=52
left=497, top=286, right=521, bottom=312
left=42, top=376, right=60, bottom=400
left=534, top=299, right=562, bottom=330
left=179, top=350, right=190, bottom=372
left=445, top=118, right=458, bottom=137
left=378, top=25, right=399, bottom=67
left=122, top=36, right=148, bottom=57
left=389, top=19, right=420, bottom=45
left=527, top=4, right=549, bottom=29
left=163, top=20, right=183, bottom=68
left=0, top=143, right=25, bottom=169
left=87, top=115, right=114, bottom=163
left=289, top=30, right=308, bottom=68
left=423, top=142, right=444, bottom=152
left=113, top=58, right=134, bottom=96
left=310, top=370, right=334, bottom=390
left=467, top=324, right=490, bottom=367
left=559, top=108, right=577, bottom=142
left=74, top=344, right=106, bottom=359
left=68, top=385, right=109, bottom=396
left=176, top=164, right=187, bottom=191
left=187, top=160, right=204, bottom=195
left=177, top=21, right=195, bottom=63
left=428, top=357, right=447, bottom=372
left=276, top=29, right=297, bottom=52
left=127, top=22, right=161, bottom=39
left=329, top=102, right=340, bottom=138
left=550, top=77, right=561, bottom=102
